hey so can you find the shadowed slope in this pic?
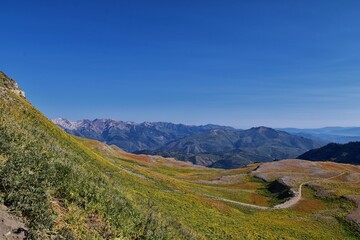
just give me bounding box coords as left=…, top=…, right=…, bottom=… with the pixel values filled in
left=298, top=142, right=360, bottom=164
left=0, top=73, right=190, bottom=239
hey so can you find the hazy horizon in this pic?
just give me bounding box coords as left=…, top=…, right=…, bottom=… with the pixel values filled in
left=52, top=117, right=359, bottom=130
left=2, top=1, right=360, bottom=128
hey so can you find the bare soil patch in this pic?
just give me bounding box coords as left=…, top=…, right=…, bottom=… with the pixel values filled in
left=0, top=205, right=27, bottom=240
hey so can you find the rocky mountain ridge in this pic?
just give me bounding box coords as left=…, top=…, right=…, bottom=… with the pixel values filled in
left=52, top=118, right=234, bottom=152
left=54, top=118, right=323, bottom=168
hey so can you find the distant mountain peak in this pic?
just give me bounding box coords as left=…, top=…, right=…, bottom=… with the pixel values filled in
left=248, top=126, right=282, bottom=138
left=142, top=121, right=154, bottom=127
left=0, top=71, right=26, bottom=98
left=94, top=118, right=108, bottom=122
left=52, top=118, right=77, bottom=130
left=251, top=126, right=276, bottom=131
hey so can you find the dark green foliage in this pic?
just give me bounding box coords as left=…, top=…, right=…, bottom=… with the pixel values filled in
left=0, top=150, right=55, bottom=229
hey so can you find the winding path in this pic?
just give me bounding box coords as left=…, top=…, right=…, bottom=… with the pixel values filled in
left=210, top=172, right=345, bottom=210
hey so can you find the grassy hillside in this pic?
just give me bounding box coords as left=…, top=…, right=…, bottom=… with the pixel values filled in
left=0, top=73, right=359, bottom=239
left=81, top=140, right=360, bottom=239
left=0, top=76, right=186, bottom=239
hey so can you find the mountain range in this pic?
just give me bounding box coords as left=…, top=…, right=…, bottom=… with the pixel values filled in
left=279, top=127, right=360, bottom=144
left=52, top=118, right=234, bottom=152
left=53, top=119, right=322, bottom=168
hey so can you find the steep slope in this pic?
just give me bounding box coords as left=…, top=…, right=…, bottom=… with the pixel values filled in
left=140, top=127, right=322, bottom=168
left=53, top=118, right=233, bottom=152
left=0, top=72, right=188, bottom=239
left=298, top=142, right=360, bottom=164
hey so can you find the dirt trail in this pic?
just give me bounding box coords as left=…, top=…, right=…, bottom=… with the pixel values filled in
left=214, top=197, right=270, bottom=210
left=272, top=182, right=305, bottom=209
left=0, top=204, right=27, bottom=239
left=211, top=172, right=346, bottom=210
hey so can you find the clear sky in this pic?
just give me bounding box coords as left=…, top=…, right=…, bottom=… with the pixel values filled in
left=1, top=1, right=360, bottom=128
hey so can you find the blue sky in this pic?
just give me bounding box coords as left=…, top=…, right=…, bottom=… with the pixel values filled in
left=1, top=1, right=360, bottom=128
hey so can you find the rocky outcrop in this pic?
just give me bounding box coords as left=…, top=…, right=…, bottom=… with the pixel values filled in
left=344, top=195, right=360, bottom=231
left=0, top=72, right=25, bottom=98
